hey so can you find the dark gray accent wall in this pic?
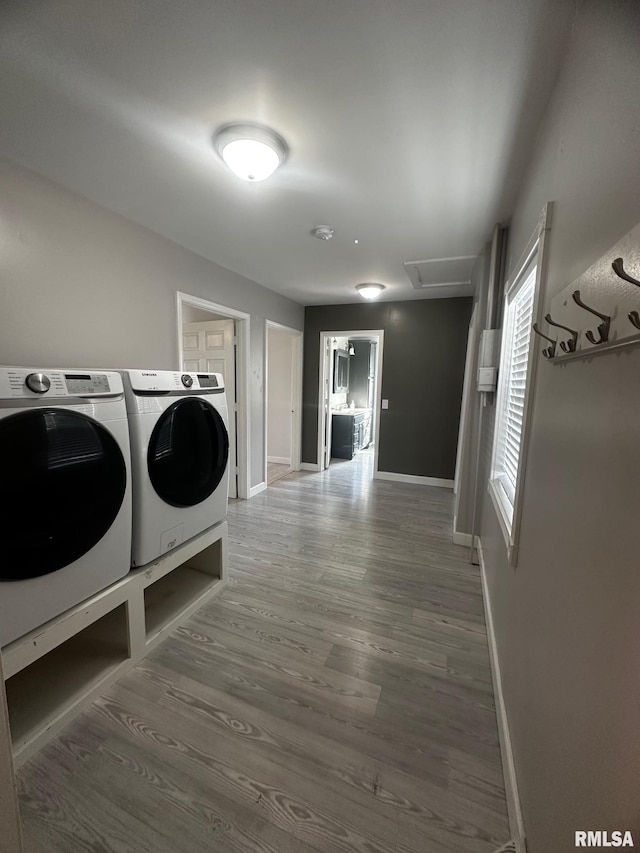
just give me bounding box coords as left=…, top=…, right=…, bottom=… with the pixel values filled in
left=303, top=299, right=472, bottom=478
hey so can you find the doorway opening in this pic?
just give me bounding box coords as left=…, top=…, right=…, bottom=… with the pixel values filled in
left=317, top=330, right=384, bottom=476
left=176, top=292, right=250, bottom=500
left=265, top=321, right=303, bottom=486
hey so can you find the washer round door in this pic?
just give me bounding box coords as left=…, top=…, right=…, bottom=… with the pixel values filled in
left=147, top=397, right=229, bottom=508
left=0, top=408, right=127, bottom=581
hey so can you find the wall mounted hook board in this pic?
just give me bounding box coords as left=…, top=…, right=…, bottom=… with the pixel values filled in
left=542, top=221, right=640, bottom=362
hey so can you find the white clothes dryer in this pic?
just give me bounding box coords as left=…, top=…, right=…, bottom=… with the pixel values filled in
left=122, top=370, right=229, bottom=568
left=0, top=367, right=132, bottom=648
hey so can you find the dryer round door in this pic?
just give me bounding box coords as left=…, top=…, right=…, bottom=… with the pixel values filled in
left=0, top=408, right=127, bottom=581
left=147, top=397, right=229, bottom=508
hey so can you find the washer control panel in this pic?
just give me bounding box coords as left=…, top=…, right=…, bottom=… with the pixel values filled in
left=0, top=368, right=123, bottom=399
left=126, top=370, right=223, bottom=393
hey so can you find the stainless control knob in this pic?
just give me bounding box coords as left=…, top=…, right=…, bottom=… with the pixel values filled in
left=25, top=373, right=51, bottom=394
left=181, top=374, right=193, bottom=388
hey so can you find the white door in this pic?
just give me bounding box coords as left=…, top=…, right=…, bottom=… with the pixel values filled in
left=323, top=338, right=332, bottom=469
left=182, top=319, right=237, bottom=498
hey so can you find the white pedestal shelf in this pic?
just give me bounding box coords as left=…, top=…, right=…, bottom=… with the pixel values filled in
left=1, top=520, right=227, bottom=768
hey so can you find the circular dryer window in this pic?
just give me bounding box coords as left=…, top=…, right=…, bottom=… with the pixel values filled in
left=147, top=397, right=229, bottom=508
left=0, top=409, right=127, bottom=581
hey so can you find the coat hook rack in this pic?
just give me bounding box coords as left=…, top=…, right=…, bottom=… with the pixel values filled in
left=532, top=323, right=556, bottom=359
left=571, top=290, right=611, bottom=345
left=544, top=313, right=578, bottom=353
left=612, top=257, right=640, bottom=288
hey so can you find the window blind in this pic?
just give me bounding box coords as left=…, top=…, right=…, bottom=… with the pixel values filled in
left=496, top=264, right=537, bottom=516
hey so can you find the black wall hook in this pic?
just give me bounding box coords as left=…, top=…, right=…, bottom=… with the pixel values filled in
left=571, top=290, right=611, bottom=345
left=612, top=257, right=640, bottom=288
left=544, top=314, right=578, bottom=353
left=532, top=323, right=556, bottom=358
left=613, top=258, right=640, bottom=333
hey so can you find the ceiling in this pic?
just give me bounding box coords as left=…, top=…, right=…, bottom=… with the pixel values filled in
left=0, top=0, right=575, bottom=305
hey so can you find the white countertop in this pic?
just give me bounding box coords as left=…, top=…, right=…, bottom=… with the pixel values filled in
left=331, top=407, right=372, bottom=416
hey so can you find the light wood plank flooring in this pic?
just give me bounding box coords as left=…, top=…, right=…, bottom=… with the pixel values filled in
left=267, top=462, right=291, bottom=485
left=17, top=449, right=510, bottom=852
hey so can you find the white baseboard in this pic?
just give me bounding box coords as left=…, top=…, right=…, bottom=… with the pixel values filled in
left=374, top=471, right=454, bottom=489
left=299, top=462, right=320, bottom=472
left=267, top=456, right=291, bottom=465
left=248, top=482, right=267, bottom=498
left=478, top=540, right=526, bottom=853
left=452, top=530, right=480, bottom=547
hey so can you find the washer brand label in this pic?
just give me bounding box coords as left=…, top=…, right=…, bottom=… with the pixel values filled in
left=575, top=831, right=634, bottom=847
left=141, top=372, right=158, bottom=376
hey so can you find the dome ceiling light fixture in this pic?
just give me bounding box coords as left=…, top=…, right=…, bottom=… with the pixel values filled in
left=311, top=225, right=335, bottom=241
left=213, top=122, right=288, bottom=182
left=356, top=283, right=386, bottom=300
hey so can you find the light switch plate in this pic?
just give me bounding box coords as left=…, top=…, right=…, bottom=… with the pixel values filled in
left=382, top=399, right=389, bottom=409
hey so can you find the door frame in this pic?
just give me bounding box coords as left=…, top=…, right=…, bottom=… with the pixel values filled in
left=317, top=329, right=384, bottom=475
left=176, top=292, right=251, bottom=500
left=264, top=320, right=303, bottom=485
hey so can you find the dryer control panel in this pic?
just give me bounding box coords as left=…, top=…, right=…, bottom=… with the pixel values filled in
left=0, top=367, right=124, bottom=399
left=126, top=370, right=224, bottom=393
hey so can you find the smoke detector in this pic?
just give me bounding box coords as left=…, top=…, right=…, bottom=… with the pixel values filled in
left=311, top=225, right=335, bottom=241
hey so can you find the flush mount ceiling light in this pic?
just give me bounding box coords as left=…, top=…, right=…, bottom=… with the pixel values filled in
left=356, top=283, right=386, bottom=300
left=311, top=225, right=335, bottom=241
left=213, top=122, right=288, bottom=182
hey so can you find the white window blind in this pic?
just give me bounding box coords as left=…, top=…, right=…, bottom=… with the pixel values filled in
left=494, top=260, right=537, bottom=520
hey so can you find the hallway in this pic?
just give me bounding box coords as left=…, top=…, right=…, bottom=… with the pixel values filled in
left=17, top=454, right=509, bottom=852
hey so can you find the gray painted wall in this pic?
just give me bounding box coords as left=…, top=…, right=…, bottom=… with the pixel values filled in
left=303, top=299, right=472, bottom=478
left=476, top=2, right=640, bottom=850
left=0, top=157, right=304, bottom=487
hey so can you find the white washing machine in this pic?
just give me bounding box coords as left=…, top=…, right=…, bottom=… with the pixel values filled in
left=122, top=370, right=229, bottom=568
left=0, top=367, right=132, bottom=648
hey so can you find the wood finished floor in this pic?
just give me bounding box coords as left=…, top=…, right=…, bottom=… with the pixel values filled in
left=17, top=449, right=510, bottom=853
left=267, top=462, right=291, bottom=486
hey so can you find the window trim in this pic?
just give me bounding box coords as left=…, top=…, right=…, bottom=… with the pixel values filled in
left=489, top=202, right=552, bottom=567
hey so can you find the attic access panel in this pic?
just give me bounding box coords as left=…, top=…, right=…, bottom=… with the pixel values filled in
left=403, top=255, right=476, bottom=297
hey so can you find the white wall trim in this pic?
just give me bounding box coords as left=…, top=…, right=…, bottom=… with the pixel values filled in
left=374, top=471, right=454, bottom=488
left=248, top=482, right=267, bottom=498
left=317, top=330, right=384, bottom=474
left=267, top=456, right=291, bottom=465
left=300, top=462, right=320, bottom=472
left=176, top=291, right=251, bottom=500
left=452, top=531, right=480, bottom=548
left=478, top=539, right=526, bottom=853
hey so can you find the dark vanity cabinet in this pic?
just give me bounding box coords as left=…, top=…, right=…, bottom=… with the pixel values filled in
left=331, top=410, right=372, bottom=460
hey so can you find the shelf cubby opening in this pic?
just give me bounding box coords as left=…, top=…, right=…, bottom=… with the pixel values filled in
left=143, top=538, right=223, bottom=642
left=5, top=603, right=129, bottom=752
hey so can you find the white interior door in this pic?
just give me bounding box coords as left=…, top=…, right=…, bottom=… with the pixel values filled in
left=323, top=338, right=332, bottom=469
left=182, top=319, right=237, bottom=498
